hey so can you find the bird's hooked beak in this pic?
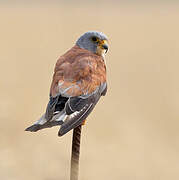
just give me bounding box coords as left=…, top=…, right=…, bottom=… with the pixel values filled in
left=96, top=40, right=109, bottom=57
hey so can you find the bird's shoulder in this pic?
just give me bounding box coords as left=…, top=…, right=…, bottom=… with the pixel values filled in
left=55, top=45, right=105, bottom=69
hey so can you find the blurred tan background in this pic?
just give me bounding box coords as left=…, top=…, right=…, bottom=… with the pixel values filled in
left=0, top=1, right=179, bottom=180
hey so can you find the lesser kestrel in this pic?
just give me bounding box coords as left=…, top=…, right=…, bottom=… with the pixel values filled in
left=25, top=31, right=108, bottom=136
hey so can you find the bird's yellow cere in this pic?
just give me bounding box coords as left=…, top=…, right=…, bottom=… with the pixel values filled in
left=96, top=40, right=108, bottom=57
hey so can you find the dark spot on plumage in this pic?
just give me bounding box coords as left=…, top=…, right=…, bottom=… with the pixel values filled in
left=54, top=96, right=68, bottom=112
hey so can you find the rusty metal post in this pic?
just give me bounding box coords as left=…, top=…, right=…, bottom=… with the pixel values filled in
left=70, top=125, right=82, bottom=180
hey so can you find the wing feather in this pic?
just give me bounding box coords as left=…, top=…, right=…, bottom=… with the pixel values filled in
left=58, top=91, right=101, bottom=136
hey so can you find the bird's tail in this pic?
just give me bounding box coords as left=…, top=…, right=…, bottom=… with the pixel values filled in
left=25, top=111, right=66, bottom=132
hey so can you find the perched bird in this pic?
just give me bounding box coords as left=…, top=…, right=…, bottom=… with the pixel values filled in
left=25, top=31, right=108, bottom=136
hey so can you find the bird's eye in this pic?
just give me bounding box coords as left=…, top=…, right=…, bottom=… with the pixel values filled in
left=91, top=36, right=98, bottom=42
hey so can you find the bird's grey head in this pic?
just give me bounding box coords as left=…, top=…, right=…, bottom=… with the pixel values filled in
left=76, top=31, right=109, bottom=57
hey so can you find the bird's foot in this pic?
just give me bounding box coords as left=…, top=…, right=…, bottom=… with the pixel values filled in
left=82, top=119, right=86, bottom=125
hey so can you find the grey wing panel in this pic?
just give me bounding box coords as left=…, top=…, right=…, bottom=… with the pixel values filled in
left=58, top=91, right=101, bottom=136
left=101, top=83, right=107, bottom=96
left=65, top=97, right=89, bottom=115
left=65, top=82, right=107, bottom=115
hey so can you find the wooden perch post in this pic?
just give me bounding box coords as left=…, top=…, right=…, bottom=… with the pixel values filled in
left=70, top=125, right=82, bottom=180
